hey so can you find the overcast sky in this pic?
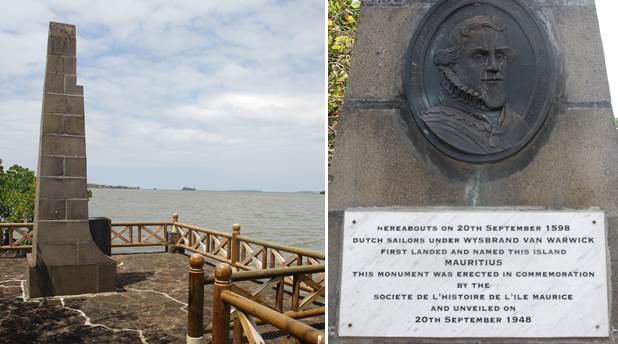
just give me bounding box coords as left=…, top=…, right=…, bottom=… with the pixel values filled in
left=0, top=0, right=325, bottom=192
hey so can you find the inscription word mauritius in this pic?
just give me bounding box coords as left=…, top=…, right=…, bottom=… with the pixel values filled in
left=328, top=0, right=618, bottom=342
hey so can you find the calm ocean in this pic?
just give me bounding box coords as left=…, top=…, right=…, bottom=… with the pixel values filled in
left=88, top=189, right=324, bottom=252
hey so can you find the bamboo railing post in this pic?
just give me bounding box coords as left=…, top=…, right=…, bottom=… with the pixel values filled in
left=290, top=272, right=302, bottom=344
left=232, top=317, right=242, bottom=344
left=187, top=254, right=205, bottom=344
left=231, top=224, right=241, bottom=267
left=261, top=246, right=268, bottom=270
left=291, top=254, right=302, bottom=313
left=212, top=263, right=233, bottom=344
left=276, top=279, right=284, bottom=312
left=7, top=227, right=14, bottom=247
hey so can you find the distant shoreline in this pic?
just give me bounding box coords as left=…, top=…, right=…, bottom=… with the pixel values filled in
left=89, top=187, right=324, bottom=193
left=88, top=183, right=139, bottom=189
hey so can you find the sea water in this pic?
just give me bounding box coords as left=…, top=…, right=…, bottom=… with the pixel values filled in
left=89, top=189, right=324, bottom=252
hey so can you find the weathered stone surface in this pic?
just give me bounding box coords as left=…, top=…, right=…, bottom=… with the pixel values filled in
left=51, top=265, right=98, bottom=295
left=39, top=156, right=64, bottom=177
left=44, top=73, right=65, bottom=93
left=44, top=93, right=84, bottom=114
left=65, top=157, right=86, bottom=177
left=46, top=55, right=76, bottom=75
left=38, top=177, right=87, bottom=199
left=36, top=221, right=92, bottom=244
left=479, top=108, right=618, bottom=212
left=41, top=113, right=64, bottom=135
left=64, top=75, right=84, bottom=96
left=37, top=198, right=66, bottom=220
left=28, top=22, right=115, bottom=298
left=63, top=115, right=85, bottom=135
left=345, top=2, right=427, bottom=101
left=48, top=22, right=76, bottom=56
left=66, top=199, right=88, bottom=220
left=35, top=243, right=78, bottom=266
left=329, top=108, right=470, bottom=209
left=552, top=4, right=611, bottom=104
left=331, top=107, right=618, bottom=211
left=609, top=216, right=618, bottom=325
left=344, top=1, right=610, bottom=105
left=40, top=135, right=86, bottom=156
left=327, top=211, right=343, bottom=341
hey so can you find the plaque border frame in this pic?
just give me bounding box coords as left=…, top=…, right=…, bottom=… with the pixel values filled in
left=337, top=207, right=611, bottom=339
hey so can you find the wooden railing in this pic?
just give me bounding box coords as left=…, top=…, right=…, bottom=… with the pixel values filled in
left=187, top=255, right=325, bottom=344
left=1, top=214, right=325, bottom=269
left=172, top=215, right=325, bottom=270
left=0, top=223, right=34, bottom=250
left=110, top=222, right=171, bottom=247
left=1, top=221, right=172, bottom=251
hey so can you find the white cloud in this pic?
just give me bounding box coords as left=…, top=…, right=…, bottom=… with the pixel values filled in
left=0, top=0, right=325, bottom=191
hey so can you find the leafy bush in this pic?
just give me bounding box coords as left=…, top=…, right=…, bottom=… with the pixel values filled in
left=328, top=0, right=360, bottom=164
left=0, top=160, right=36, bottom=222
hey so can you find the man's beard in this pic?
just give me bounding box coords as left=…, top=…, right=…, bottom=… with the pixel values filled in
left=482, top=84, right=506, bottom=109
left=439, top=66, right=505, bottom=111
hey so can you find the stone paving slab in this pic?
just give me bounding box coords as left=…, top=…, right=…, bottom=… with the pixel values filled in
left=0, top=253, right=324, bottom=344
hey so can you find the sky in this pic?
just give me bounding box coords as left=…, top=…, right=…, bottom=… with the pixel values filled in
left=0, top=0, right=325, bottom=192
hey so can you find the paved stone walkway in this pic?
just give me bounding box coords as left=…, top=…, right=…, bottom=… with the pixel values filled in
left=0, top=253, right=323, bottom=343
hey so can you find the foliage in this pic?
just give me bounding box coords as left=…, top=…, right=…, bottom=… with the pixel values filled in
left=328, top=0, right=360, bottom=164
left=0, top=159, right=36, bottom=222
left=615, top=118, right=618, bottom=129
left=0, top=160, right=93, bottom=224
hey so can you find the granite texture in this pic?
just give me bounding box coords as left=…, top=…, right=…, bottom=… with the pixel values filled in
left=329, top=0, right=618, bottom=342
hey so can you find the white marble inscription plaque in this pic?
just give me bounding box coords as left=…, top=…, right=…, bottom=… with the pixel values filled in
left=339, top=210, right=609, bottom=337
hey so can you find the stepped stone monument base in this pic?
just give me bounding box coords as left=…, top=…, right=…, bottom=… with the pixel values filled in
left=26, top=22, right=116, bottom=298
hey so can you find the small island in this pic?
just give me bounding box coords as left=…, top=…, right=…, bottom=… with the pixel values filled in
left=181, top=187, right=196, bottom=191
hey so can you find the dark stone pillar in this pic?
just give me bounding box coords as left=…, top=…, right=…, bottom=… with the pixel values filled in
left=27, top=22, right=116, bottom=298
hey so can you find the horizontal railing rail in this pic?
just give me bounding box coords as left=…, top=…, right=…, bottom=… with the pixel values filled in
left=173, top=220, right=233, bottom=265
left=171, top=217, right=324, bottom=279
left=0, top=223, right=34, bottom=250
left=1, top=222, right=172, bottom=251
left=220, top=290, right=324, bottom=344
left=110, top=222, right=171, bottom=247
left=1, top=214, right=326, bottom=303
left=187, top=256, right=324, bottom=344
left=204, top=264, right=325, bottom=284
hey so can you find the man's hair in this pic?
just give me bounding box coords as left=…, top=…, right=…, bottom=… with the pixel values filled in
left=434, top=16, right=506, bottom=66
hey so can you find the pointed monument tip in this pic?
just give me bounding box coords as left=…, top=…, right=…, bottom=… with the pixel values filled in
left=49, top=22, right=76, bottom=38
left=47, top=21, right=77, bottom=57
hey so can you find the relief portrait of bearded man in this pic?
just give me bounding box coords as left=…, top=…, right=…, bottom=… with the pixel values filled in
left=421, top=15, right=530, bottom=155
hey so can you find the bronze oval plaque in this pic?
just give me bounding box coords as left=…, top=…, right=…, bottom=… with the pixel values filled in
left=404, top=0, right=556, bottom=163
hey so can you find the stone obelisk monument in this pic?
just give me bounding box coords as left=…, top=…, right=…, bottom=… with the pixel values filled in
left=27, top=22, right=116, bottom=298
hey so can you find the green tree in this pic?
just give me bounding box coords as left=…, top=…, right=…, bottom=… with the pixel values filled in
left=0, top=159, right=36, bottom=222
left=328, top=0, right=360, bottom=164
